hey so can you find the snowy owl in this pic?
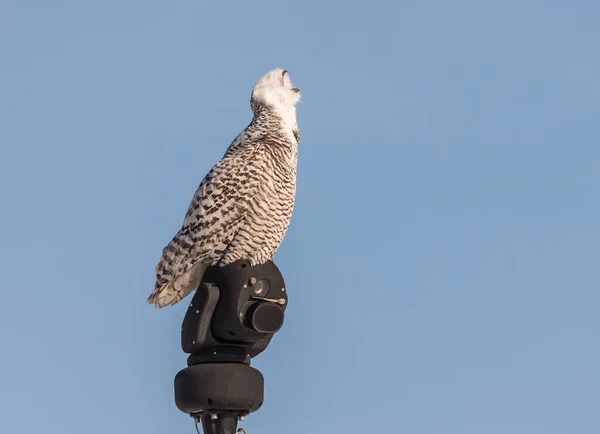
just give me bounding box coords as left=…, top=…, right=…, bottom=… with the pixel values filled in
left=147, top=68, right=301, bottom=309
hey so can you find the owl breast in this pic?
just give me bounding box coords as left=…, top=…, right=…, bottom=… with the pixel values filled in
left=218, top=139, right=298, bottom=266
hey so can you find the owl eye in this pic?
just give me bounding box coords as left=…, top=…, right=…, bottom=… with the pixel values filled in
left=280, top=70, right=287, bottom=86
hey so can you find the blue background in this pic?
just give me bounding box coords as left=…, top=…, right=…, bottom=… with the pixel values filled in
left=1, top=1, right=599, bottom=433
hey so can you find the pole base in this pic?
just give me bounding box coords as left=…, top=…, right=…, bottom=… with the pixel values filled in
left=199, top=413, right=239, bottom=434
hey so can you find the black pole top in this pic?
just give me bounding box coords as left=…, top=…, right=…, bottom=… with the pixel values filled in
left=174, top=260, right=290, bottom=434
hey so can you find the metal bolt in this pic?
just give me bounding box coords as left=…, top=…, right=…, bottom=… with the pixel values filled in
left=192, top=340, right=196, bottom=345
left=249, top=277, right=257, bottom=285
left=210, top=414, right=218, bottom=420
left=282, top=287, right=285, bottom=292
left=195, top=310, right=200, bottom=314
left=239, top=416, right=245, bottom=421
left=261, top=297, right=286, bottom=305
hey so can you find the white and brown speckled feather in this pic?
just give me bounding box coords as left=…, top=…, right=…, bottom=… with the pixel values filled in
left=147, top=69, right=301, bottom=309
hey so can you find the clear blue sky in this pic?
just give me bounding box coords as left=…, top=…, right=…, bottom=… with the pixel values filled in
left=1, top=1, right=599, bottom=433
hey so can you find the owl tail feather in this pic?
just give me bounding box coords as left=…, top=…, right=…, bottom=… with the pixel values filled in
left=147, top=261, right=210, bottom=309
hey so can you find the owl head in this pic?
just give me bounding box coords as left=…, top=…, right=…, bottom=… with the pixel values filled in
left=250, top=69, right=301, bottom=116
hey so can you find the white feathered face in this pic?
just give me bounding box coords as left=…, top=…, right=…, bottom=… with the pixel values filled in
left=250, top=69, right=301, bottom=114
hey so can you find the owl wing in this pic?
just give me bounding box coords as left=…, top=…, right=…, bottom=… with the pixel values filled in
left=154, top=141, right=267, bottom=291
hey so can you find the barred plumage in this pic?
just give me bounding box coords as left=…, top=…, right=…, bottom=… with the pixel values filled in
left=147, top=69, right=301, bottom=309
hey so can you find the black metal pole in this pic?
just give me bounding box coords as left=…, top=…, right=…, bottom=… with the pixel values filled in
left=200, top=414, right=239, bottom=434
